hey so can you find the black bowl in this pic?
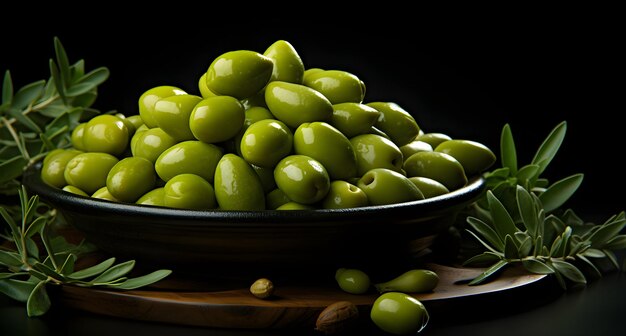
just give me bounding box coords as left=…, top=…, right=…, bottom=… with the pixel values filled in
left=23, top=163, right=485, bottom=278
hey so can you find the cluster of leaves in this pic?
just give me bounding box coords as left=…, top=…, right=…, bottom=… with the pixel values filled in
left=0, top=37, right=110, bottom=197
left=463, top=121, right=626, bottom=288
left=0, top=187, right=172, bottom=316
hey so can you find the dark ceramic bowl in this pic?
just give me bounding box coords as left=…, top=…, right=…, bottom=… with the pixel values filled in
left=23, top=163, right=485, bottom=277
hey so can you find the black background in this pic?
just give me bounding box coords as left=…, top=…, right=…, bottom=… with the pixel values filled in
left=2, top=8, right=623, bottom=216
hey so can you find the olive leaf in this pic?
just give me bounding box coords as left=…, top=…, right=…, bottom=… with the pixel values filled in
left=67, top=257, right=116, bottom=280
left=538, top=174, right=584, bottom=213
left=500, top=124, right=517, bottom=175
left=26, top=280, right=50, bottom=317
left=531, top=121, right=567, bottom=176
left=108, top=269, right=173, bottom=290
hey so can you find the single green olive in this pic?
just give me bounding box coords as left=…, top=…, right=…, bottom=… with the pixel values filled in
left=303, top=70, right=365, bottom=104
left=276, top=202, right=315, bottom=210
left=357, top=168, right=424, bottom=205
left=350, top=134, right=404, bottom=176
left=240, top=90, right=268, bottom=109
left=263, top=40, right=305, bottom=84
left=434, top=139, right=496, bottom=176
left=198, top=73, right=218, bottom=99
left=131, top=127, right=178, bottom=163
left=264, top=81, right=333, bottom=129
left=155, top=140, right=223, bottom=183
left=274, top=155, right=330, bottom=204
left=330, top=103, right=381, bottom=138
left=82, top=114, right=129, bottom=156
left=403, top=151, right=468, bottom=191
left=370, top=292, right=429, bottom=335
left=43, top=148, right=66, bottom=166
left=106, top=157, right=156, bottom=203
left=251, top=164, right=277, bottom=193
left=240, top=119, right=293, bottom=168
left=91, top=186, right=119, bottom=202
left=214, top=154, right=265, bottom=210
left=399, top=140, right=433, bottom=162
left=135, top=124, right=150, bottom=134
left=62, top=185, right=88, bottom=197
left=243, top=106, right=275, bottom=129
left=374, top=269, right=440, bottom=294
left=293, top=122, right=357, bottom=180
left=138, top=85, right=187, bottom=128
left=321, top=180, right=369, bottom=209
left=302, top=68, right=324, bottom=82
left=335, top=268, right=370, bottom=294
left=41, top=149, right=83, bottom=188
left=415, top=132, right=452, bottom=149
left=163, top=173, right=216, bottom=210
left=152, top=94, right=203, bottom=142
left=64, top=152, right=119, bottom=194
left=71, top=123, right=87, bottom=151
left=205, top=50, right=274, bottom=100
left=408, top=177, right=449, bottom=198
left=189, top=96, right=244, bottom=144
left=366, top=102, right=420, bottom=147
left=266, top=188, right=291, bottom=209
left=123, top=115, right=144, bottom=135
left=136, top=187, right=166, bottom=207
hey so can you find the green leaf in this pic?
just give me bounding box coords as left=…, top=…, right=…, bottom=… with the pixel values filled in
left=24, top=216, right=47, bottom=238
left=25, top=237, right=40, bottom=260
left=469, top=259, right=509, bottom=285
left=533, top=236, right=543, bottom=256
left=516, top=185, right=539, bottom=237
left=487, top=190, right=519, bottom=239
left=551, top=259, right=586, bottom=284
left=500, top=123, right=517, bottom=175
left=465, top=229, right=502, bottom=254
left=549, top=236, right=563, bottom=257
left=68, top=257, right=116, bottom=280
left=604, top=235, right=626, bottom=250
left=0, top=279, right=36, bottom=302
left=466, top=216, right=504, bottom=250
left=557, top=226, right=573, bottom=257
left=0, top=272, right=28, bottom=280
left=552, top=268, right=567, bottom=290
left=70, top=59, right=85, bottom=81
left=39, top=223, right=58, bottom=270
left=589, top=218, right=626, bottom=248
left=2, top=70, right=13, bottom=105
left=54, top=37, right=71, bottom=89
left=522, top=259, right=554, bottom=274
left=0, top=250, right=23, bottom=267
left=515, top=164, right=540, bottom=188
left=109, top=269, right=172, bottom=290
left=0, top=156, right=28, bottom=184
left=517, top=236, right=533, bottom=257
left=49, top=59, right=66, bottom=103
left=60, top=253, right=77, bottom=274
left=582, top=248, right=605, bottom=258
left=577, top=254, right=602, bottom=278
left=26, top=280, right=50, bottom=317
left=91, top=260, right=135, bottom=284
left=32, top=262, right=64, bottom=281
left=603, top=249, right=619, bottom=270
left=66, top=67, right=109, bottom=97
left=462, top=252, right=503, bottom=266
left=539, top=174, right=584, bottom=213
left=11, top=80, right=46, bottom=110
left=531, top=121, right=567, bottom=175
left=503, top=235, right=519, bottom=259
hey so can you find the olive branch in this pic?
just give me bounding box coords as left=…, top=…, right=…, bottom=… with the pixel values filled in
left=462, top=121, right=626, bottom=288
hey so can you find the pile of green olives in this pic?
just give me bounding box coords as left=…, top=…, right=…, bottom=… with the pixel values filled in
left=40, top=40, right=496, bottom=211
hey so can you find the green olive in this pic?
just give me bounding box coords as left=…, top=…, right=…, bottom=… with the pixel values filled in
left=155, top=140, right=223, bottom=183
left=350, top=134, right=404, bottom=176
left=189, top=96, right=245, bottom=144
left=370, top=292, right=429, bottom=335
left=434, top=139, right=496, bottom=176
left=138, top=85, right=187, bottom=128
left=357, top=168, right=424, bottom=205
left=82, top=114, right=130, bottom=156
left=41, top=149, right=82, bottom=188
left=64, top=152, right=119, bottom=194
left=404, top=151, right=468, bottom=191
left=71, top=122, right=87, bottom=151
left=408, top=177, right=449, bottom=198
left=302, top=68, right=324, bottom=82
left=335, top=268, right=370, bottom=294
left=91, top=186, right=119, bottom=202
left=163, top=174, right=216, bottom=210
left=330, top=103, right=381, bottom=138
left=131, top=127, right=178, bottom=163
left=293, top=122, right=357, bottom=180
left=62, top=185, right=88, bottom=197
left=124, top=115, right=144, bottom=136
left=366, top=102, right=420, bottom=147
left=276, top=202, right=315, bottom=210
left=205, top=50, right=274, bottom=100
left=374, top=269, right=440, bottom=294
left=303, top=70, right=365, bottom=104
left=198, top=73, right=218, bottom=99
left=106, top=157, right=156, bottom=203
left=274, top=155, right=330, bottom=204
left=399, top=140, right=433, bottom=162
left=240, top=119, right=293, bottom=168
left=152, top=94, right=203, bottom=142
left=415, top=132, right=452, bottom=149
left=251, top=164, right=277, bottom=193
left=321, top=180, right=369, bottom=209
left=136, top=187, right=166, bottom=207
left=214, top=154, right=265, bottom=210
left=263, top=40, right=305, bottom=84
left=43, top=148, right=65, bottom=166
left=265, top=188, right=291, bottom=210
left=240, top=91, right=268, bottom=109
left=264, top=81, right=333, bottom=129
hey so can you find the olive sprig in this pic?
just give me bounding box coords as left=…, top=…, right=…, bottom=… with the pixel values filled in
left=0, top=186, right=172, bottom=316
left=0, top=36, right=110, bottom=197
left=462, top=122, right=626, bottom=288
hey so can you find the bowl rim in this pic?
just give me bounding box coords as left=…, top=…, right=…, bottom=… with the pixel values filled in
left=23, top=162, right=486, bottom=225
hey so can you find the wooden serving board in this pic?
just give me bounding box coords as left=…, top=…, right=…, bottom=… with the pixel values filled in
left=56, top=263, right=546, bottom=329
